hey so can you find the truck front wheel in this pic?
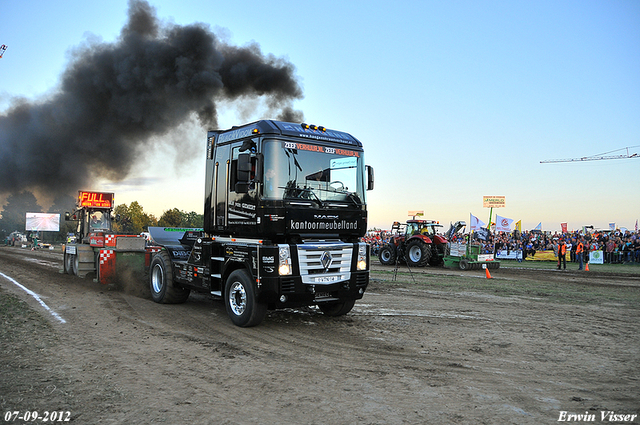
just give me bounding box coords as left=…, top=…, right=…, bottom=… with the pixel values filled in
left=150, top=251, right=190, bottom=304
left=225, top=269, right=267, bottom=327
left=318, top=299, right=356, bottom=317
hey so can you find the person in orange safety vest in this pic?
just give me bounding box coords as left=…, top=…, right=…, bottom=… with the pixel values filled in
left=576, top=238, right=585, bottom=270
left=557, top=239, right=567, bottom=270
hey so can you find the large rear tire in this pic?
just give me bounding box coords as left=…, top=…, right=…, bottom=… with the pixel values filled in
left=318, top=299, right=356, bottom=317
left=405, top=239, right=430, bottom=267
left=429, top=244, right=446, bottom=267
left=378, top=244, right=397, bottom=265
left=150, top=251, right=190, bottom=304
left=64, top=252, right=74, bottom=275
left=225, top=269, right=267, bottom=327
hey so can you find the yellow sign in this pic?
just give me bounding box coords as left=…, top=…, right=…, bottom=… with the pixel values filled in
left=483, top=196, right=505, bottom=208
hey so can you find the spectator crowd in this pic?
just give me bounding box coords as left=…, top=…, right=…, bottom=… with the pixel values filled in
left=363, top=226, right=640, bottom=264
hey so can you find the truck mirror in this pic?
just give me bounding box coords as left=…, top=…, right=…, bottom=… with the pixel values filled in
left=237, top=153, right=251, bottom=182
left=366, top=165, right=375, bottom=190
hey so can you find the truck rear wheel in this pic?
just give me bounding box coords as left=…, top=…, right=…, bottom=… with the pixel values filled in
left=225, top=269, right=267, bottom=327
left=150, top=251, right=190, bottom=304
left=318, top=299, right=356, bottom=316
left=405, top=240, right=430, bottom=267
left=378, top=244, right=397, bottom=265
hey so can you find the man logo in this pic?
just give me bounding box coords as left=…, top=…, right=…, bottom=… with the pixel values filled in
left=320, top=251, right=333, bottom=271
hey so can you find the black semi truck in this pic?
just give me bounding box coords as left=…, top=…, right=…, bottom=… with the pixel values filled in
left=148, top=120, right=374, bottom=326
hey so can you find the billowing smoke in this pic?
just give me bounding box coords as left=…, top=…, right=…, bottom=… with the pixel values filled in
left=0, top=0, right=303, bottom=199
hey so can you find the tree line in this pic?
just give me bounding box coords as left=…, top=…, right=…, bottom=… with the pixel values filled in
left=0, top=191, right=203, bottom=242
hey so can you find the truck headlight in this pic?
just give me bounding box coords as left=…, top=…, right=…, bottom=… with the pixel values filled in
left=357, top=243, right=368, bottom=271
left=278, top=245, right=292, bottom=275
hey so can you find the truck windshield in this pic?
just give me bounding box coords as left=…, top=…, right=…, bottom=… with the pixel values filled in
left=262, top=139, right=366, bottom=205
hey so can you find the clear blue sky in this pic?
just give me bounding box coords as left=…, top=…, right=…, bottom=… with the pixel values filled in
left=1, top=0, right=639, bottom=232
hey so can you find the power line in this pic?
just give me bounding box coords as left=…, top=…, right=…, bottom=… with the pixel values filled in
left=540, top=145, right=640, bottom=163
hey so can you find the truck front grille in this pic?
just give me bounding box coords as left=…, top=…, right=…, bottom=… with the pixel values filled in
left=296, top=242, right=353, bottom=285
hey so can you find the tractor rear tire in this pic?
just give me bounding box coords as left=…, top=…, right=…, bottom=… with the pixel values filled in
left=150, top=251, right=190, bottom=304
left=405, top=239, right=431, bottom=267
left=64, top=252, right=74, bottom=274
left=75, top=245, right=96, bottom=278
left=378, top=244, right=397, bottom=265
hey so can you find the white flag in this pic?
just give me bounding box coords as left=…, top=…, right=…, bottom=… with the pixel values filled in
left=495, top=215, right=513, bottom=233
left=470, top=213, right=486, bottom=231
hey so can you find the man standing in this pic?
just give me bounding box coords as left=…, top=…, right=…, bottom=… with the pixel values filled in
left=576, top=238, right=585, bottom=270
left=557, top=239, right=567, bottom=270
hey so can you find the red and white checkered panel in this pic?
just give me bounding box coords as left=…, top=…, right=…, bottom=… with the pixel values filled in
left=98, top=249, right=116, bottom=284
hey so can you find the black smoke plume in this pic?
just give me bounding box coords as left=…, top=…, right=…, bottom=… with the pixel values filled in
left=0, top=0, right=303, bottom=199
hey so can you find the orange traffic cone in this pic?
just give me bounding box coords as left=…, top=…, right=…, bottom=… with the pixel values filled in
left=485, top=266, right=492, bottom=279
left=585, top=263, right=589, bottom=271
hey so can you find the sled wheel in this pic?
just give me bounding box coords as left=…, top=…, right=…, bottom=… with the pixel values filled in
left=459, top=259, right=469, bottom=270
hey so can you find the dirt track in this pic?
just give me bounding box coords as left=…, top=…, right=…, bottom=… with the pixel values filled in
left=1, top=246, right=639, bottom=424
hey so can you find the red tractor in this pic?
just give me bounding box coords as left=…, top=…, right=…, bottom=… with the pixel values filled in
left=378, top=220, right=448, bottom=267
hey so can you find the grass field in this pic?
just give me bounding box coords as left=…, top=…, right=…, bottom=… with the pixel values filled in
left=499, top=258, right=640, bottom=274
left=371, top=257, right=640, bottom=307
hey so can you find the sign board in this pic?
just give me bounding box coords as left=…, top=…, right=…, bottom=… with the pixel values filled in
left=78, top=191, right=114, bottom=208
left=483, top=196, right=505, bottom=208
left=477, top=254, right=495, bottom=262
left=408, top=210, right=424, bottom=217
left=449, top=243, right=466, bottom=257
left=496, top=250, right=523, bottom=260
left=25, top=213, right=60, bottom=231
left=589, top=250, right=604, bottom=265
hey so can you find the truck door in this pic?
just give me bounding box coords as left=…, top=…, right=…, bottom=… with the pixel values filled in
left=227, top=142, right=259, bottom=230
left=213, top=144, right=230, bottom=229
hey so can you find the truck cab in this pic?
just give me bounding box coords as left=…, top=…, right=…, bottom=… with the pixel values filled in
left=149, top=120, right=374, bottom=327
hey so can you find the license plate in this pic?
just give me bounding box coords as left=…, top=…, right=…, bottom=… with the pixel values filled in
left=314, top=276, right=339, bottom=283
left=315, top=292, right=332, bottom=299
left=66, top=245, right=77, bottom=254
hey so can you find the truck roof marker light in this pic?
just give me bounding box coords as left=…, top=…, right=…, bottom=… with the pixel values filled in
left=318, top=126, right=326, bottom=132
left=310, top=124, right=318, bottom=130
left=252, top=128, right=260, bottom=135
left=301, top=123, right=310, bottom=130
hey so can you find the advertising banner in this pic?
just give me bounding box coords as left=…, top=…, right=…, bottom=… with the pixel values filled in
left=483, top=196, right=505, bottom=208
left=496, top=250, right=523, bottom=260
